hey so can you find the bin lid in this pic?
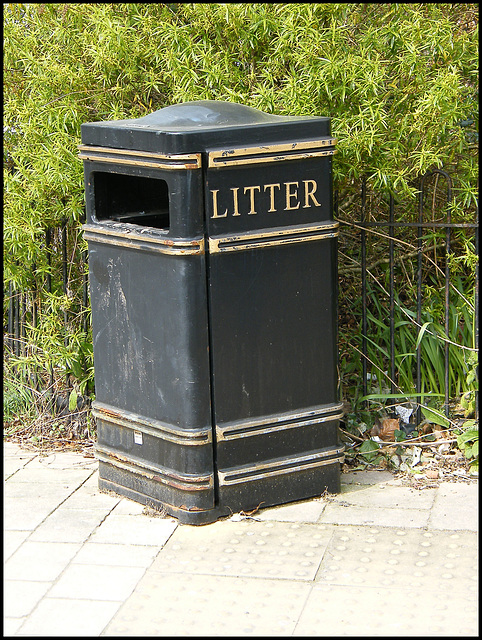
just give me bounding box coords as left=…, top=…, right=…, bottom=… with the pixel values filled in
left=81, top=100, right=331, bottom=155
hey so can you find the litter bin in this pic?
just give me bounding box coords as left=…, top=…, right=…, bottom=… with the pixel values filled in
left=80, top=100, right=344, bottom=524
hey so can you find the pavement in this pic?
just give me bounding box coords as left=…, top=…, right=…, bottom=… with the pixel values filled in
left=3, top=440, right=478, bottom=637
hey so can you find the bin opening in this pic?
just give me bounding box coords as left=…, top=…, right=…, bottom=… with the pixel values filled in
left=93, top=172, right=170, bottom=230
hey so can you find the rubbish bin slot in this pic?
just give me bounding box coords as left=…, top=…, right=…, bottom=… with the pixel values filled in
left=93, top=171, right=170, bottom=230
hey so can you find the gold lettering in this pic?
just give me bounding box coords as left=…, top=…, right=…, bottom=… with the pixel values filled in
left=263, top=183, right=280, bottom=212
left=285, top=182, right=300, bottom=210
left=303, top=180, right=321, bottom=208
left=244, top=185, right=261, bottom=215
left=210, top=189, right=228, bottom=218
left=231, top=187, right=240, bottom=216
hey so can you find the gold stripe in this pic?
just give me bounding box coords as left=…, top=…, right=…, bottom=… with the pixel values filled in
left=208, top=138, right=337, bottom=168
left=79, top=154, right=200, bottom=170
left=83, top=224, right=205, bottom=256
left=78, top=145, right=200, bottom=161
left=216, top=413, right=344, bottom=442
left=93, top=403, right=212, bottom=446
left=209, top=222, right=339, bottom=254
left=96, top=447, right=214, bottom=491
left=216, top=402, right=344, bottom=442
left=210, top=149, right=336, bottom=168
left=78, top=144, right=201, bottom=169
left=218, top=447, right=345, bottom=486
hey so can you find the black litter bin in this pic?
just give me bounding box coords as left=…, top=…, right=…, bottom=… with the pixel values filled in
left=80, top=100, right=344, bottom=524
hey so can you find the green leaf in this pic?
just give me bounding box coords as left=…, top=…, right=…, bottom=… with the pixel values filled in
left=415, top=321, right=432, bottom=349
left=358, top=439, right=381, bottom=462
left=68, top=389, right=78, bottom=412
left=420, top=406, right=451, bottom=428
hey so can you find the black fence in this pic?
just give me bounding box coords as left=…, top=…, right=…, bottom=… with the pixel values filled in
left=5, top=217, right=90, bottom=392
left=336, top=169, right=479, bottom=422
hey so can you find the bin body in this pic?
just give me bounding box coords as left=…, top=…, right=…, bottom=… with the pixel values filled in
left=81, top=101, right=344, bottom=524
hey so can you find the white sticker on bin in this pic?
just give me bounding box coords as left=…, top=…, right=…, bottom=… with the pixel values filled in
left=134, top=431, right=143, bottom=445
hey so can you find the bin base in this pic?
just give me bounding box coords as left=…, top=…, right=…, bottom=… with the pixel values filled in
left=98, top=475, right=231, bottom=525
left=98, top=453, right=343, bottom=525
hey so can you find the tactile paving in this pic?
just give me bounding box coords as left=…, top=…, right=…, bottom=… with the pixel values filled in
left=104, top=572, right=311, bottom=636
left=294, top=583, right=478, bottom=636
left=316, top=526, right=478, bottom=592
left=150, top=520, right=334, bottom=581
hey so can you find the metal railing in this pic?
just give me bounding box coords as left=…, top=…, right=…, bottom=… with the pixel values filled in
left=336, top=170, right=479, bottom=421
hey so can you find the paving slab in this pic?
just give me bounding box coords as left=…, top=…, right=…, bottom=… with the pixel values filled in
left=428, top=481, right=479, bottom=531
left=5, top=465, right=94, bottom=485
left=317, top=481, right=437, bottom=528
left=28, top=506, right=113, bottom=543
left=256, top=497, right=326, bottom=522
left=339, top=483, right=437, bottom=509
left=103, top=572, right=311, bottom=636
left=150, top=520, right=333, bottom=581
left=4, top=541, right=82, bottom=582
left=3, top=449, right=37, bottom=478
left=72, top=542, right=159, bottom=568
left=47, top=563, right=147, bottom=601
left=340, top=469, right=395, bottom=484
left=318, top=502, right=431, bottom=528
left=314, top=525, right=477, bottom=591
left=293, top=583, right=478, bottom=636
left=4, top=495, right=75, bottom=531
left=15, top=598, right=122, bottom=637
left=88, top=513, right=177, bottom=547
left=3, top=580, right=52, bottom=618
left=4, top=530, right=31, bottom=561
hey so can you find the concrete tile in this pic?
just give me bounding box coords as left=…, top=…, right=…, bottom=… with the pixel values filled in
left=341, top=470, right=394, bottom=485
left=15, top=598, right=121, bottom=636
left=4, top=541, right=81, bottom=582
left=294, top=583, right=478, bottom=636
left=151, top=520, right=333, bottom=581
left=257, top=498, right=325, bottom=522
left=4, top=580, right=52, bottom=617
left=60, top=483, right=121, bottom=511
left=315, top=526, right=478, bottom=593
left=111, top=498, right=147, bottom=515
left=48, top=563, right=146, bottom=601
left=3, top=442, right=36, bottom=460
left=4, top=496, right=71, bottom=531
left=3, top=453, right=36, bottom=478
left=26, top=451, right=97, bottom=470
left=3, top=616, right=26, bottom=636
left=5, top=479, right=79, bottom=499
left=337, top=484, right=436, bottom=509
left=6, top=466, right=94, bottom=485
left=29, top=507, right=110, bottom=543
left=429, top=482, right=478, bottom=531
left=318, top=503, right=430, bottom=528
left=3, top=530, right=31, bottom=561
left=104, top=572, right=311, bottom=636
left=89, top=514, right=177, bottom=546
left=3, top=440, right=26, bottom=458
left=72, top=542, right=158, bottom=568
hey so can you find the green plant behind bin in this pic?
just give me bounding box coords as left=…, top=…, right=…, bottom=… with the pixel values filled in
left=457, top=420, right=479, bottom=472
